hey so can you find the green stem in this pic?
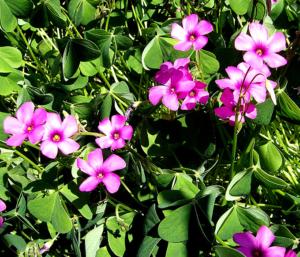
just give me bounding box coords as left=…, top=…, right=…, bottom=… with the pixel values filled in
left=230, top=120, right=239, bottom=179
left=98, top=69, right=111, bottom=89
left=15, top=150, right=43, bottom=173
left=77, top=131, right=104, bottom=137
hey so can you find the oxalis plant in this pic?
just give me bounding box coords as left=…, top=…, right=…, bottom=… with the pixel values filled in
left=0, top=0, right=299, bottom=256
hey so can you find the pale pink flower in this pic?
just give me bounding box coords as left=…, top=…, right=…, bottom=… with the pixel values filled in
left=235, top=22, right=287, bottom=69
left=3, top=102, right=47, bottom=147
left=40, top=113, right=80, bottom=159
left=96, top=115, right=133, bottom=151
left=233, top=226, right=286, bottom=257
left=285, top=250, right=297, bottom=257
left=77, top=148, right=126, bottom=193
left=171, top=14, right=213, bottom=51
left=214, top=89, right=257, bottom=125
left=180, top=81, right=209, bottom=110
left=0, top=199, right=6, bottom=227
left=155, top=58, right=192, bottom=85
left=149, top=69, right=195, bottom=111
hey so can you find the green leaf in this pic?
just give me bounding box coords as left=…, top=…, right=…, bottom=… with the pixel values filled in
left=229, top=0, right=251, bottom=15
left=96, top=247, right=111, bottom=257
left=256, top=141, right=283, bottom=173
left=158, top=204, right=192, bottom=242
left=0, top=46, right=23, bottom=72
left=137, top=236, right=160, bottom=257
left=0, top=72, right=22, bottom=96
left=226, top=169, right=253, bottom=201
left=3, top=234, right=27, bottom=252
left=247, top=0, right=267, bottom=20
left=199, top=50, right=220, bottom=74
left=158, top=190, right=191, bottom=209
left=143, top=204, right=160, bottom=234
left=0, top=0, right=17, bottom=32
left=215, top=206, right=243, bottom=240
left=114, top=34, right=133, bottom=50
left=166, top=242, right=188, bottom=257
left=62, top=75, right=89, bottom=91
left=253, top=99, right=274, bottom=125
left=270, top=0, right=285, bottom=20
left=60, top=179, right=93, bottom=219
left=277, top=90, right=300, bottom=124
left=68, top=0, right=97, bottom=26
left=99, top=94, right=112, bottom=120
left=110, top=81, right=135, bottom=103
left=28, top=192, right=72, bottom=233
left=85, top=225, right=104, bottom=257
left=215, top=246, right=246, bottom=257
left=5, top=0, right=33, bottom=18
left=173, top=173, right=199, bottom=199
left=253, top=167, right=288, bottom=189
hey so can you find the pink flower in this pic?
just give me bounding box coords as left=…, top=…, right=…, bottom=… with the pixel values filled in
left=0, top=199, right=6, bottom=227
left=215, top=63, right=267, bottom=104
left=155, top=58, right=192, bottom=85
left=214, top=89, right=257, bottom=125
left=77, top=148, right=126, bottom=193
left=171, top=14, right=213, bottom=51
left=96, top=115, right=133, bottom=151
left=40, top=113, right=80, bottom=159
left=149, top=69, right=195, bottom=111
left=233, top=226, right=286, bottom=257
left=235, top=22, right=287, bottom=69
left=285, top=250, right=297, bottom=257
left=181, top=81, right=209, bottom=110
left=3, top=102, right=47, bottom=147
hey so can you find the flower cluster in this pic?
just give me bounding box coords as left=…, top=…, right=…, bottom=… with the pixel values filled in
left=233, top=226, right=296, bottom=257
left=4, top=103, right=133, bottom=194
left=0, top=199, right=6, bottom=227
left=215, top=22, right=287, bottom=125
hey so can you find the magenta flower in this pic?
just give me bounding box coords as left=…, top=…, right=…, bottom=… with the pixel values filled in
left=181, top=81, right=209, bottom=110
left=96, top=115, right=133, bottom=151
left=0, top=199, right=6, bottom=227
left=235, top=22, right=287, bottom=69
left=171, top=14, right=213, bottom=51
left=155, top=58, right=192, bottom=85
left=214, top=89, right=257, bottom=125
left=285, top=250, right=297, bottom=257
left=3, top=102, right=47, bottom=147
left=215, top=63, right=267, bottom=104
left=149, top=69, right=195, bottom=111
left=233, top=226, right=286, bottom=257
left=40, top=113, right=80, bottom=159
left=77, top=148, right=126, bottom=193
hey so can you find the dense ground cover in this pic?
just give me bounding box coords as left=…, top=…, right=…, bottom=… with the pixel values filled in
left=0, top=0, right=299, bottom=256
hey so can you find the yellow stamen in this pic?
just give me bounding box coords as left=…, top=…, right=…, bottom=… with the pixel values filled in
left=256, top=49, right=263, bottom=56
left=53, top=134, right=61, bottom=142
left=98, top=173, right=104, bottom=179
left=27, top=126, right=33, bottom=132
left=113, top=132, right=120, bottom=140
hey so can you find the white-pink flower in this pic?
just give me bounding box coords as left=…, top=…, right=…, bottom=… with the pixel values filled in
left=3, top=102, right=47, bottom=147
left=77, top=148, right=126, bottom=193
left=96, top=115, right=133, bottom=151
left=40, top=113, right=80, bottom=159
left=171, top=14, right=213, bottom=51
left=0, top=199, right=6, bottom=227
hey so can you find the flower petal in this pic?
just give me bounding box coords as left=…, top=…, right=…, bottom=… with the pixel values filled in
left=162, top=93, right=179, bottom=111
left=16, top=102, right=34, bottom=125
left=0, top=217, right=4, bottom=227
left=58, top=138, right=80, bottom=155
left=267, top=32, right=286, bottom=53
left=264, top=246, right=286, bottom=257
left=0, top=200, right=6, bottom=212
left=235, top=33, right=255, bottom=51
left=32, top=108, right=47, bottom=126
left=6, top=134, right=27, bottom=147
left=245, top=103, right=257, bottom=119
left=98, top=117, right=112, bottom=135
left=249, top=22, right=268, bottom=43
left=111, top=138, right=126, bottom=150
left=181, top=96, right=197, bottom=110
left=41, top=140, right=58, bottom=159
left=95, top=136, right=114, bottom=149
left=45, top=113, right=62, bottom=130
left=263, top=53, right=287, bottom=68
left=256, top=225, right=275, bottom=248
left=215, top=106, right=234, bottom=120
left=79, top=176, right=100, bottom=192
left=61, top=115, right=78, bottom=137
left=102, top=154, right=126, bottom=173
left=182, top=14, right=198, bottom=32
left=149, top=86, right=167, bottom=105
left=171, top=23, right=187, bottom=41
left=3, top=116, right=24, bottom=134
left=87, top=148, right=103, bottom=170
left=174, top=41, right=193, bottom=51
left=225, top=66, right=244, bottom=82
left=174, top=58, right=190, bottom=68
left=102, top=173, right=121, bottom=194
left=120, top=125, right=133, bottom=140
left=243, top=51, right=264, bottom=69
left=28, top=125, right=45, bottom=144
left=197, top=20, right=213, bottom=35
left=111, top=115, right=126, bottom=130
left=236, top=246, right=253, bottom=257
left=249, top=83, right=267, bottom=103
left=215, top=78, right=236, bottom=90
left=193, top=35, right=208, bottom=50
left=77, top=158, right=95, bottom=176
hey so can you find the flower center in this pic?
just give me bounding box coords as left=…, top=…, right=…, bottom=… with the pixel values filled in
left=170, top=87, right=176, bottom=94
left=113, top=132, right=120, bottom=140
left=98, top=172, right=104, bottom=179
left=27, top=126, right=33, bottom=132
left=52, top=134, right=61, bottom=142
left=252, top=250, right=263, bottom=257
left=256, top=48, right=263, bottom=56
left=189, top=34, right=196, bottom=41
left=189, top=91, right=196, bottom=97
